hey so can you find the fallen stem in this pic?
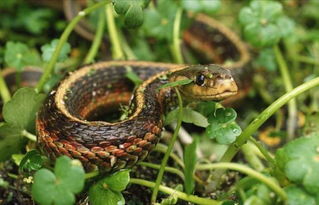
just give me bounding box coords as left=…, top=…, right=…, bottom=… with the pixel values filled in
left=138, top=162, right=184, bottom=180
left=130, top=178, right=221, bottom=205
left=196, top=162, right=287, bottom=201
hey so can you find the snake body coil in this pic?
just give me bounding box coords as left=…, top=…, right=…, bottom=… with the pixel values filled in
left=36, top=7, right=250, bottom=171
left=36, top=62, right=238, bottom=171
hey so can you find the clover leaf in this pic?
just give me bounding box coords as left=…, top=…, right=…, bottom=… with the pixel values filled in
left=285, top=186, right=318, bottom=205
left=0, top=123, right=24, bottom=162
left=41, top=39, right=71, bottom=62
left=165, top=107, right=208, bottom=128
left=239, top=0, right=294, bottom=47
left=18, top=7, right=54, bottom=34
left=205, top=108, right=242, bottom=144
left=3, top=87, right=45, bottom=132
left=255, top=48, right=277, bottom=71
left=4, top=41, right=41, bottom=71
left=113, top=0, right=150, bottom=28
left=19, top=150, right=46, bottom=172
left=89, top=170, right=130, bottom=205
left=32, top=156, right=85, bottom=205
left=275, top=134, right=319, bottom=195
left=142, top=0, right=178, bottom=41
left=181, top=0, right=220, bottom=14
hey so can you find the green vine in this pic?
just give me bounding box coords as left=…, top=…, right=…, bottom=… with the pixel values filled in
left=84, top=9, right=106, bottom=64
left=35, top=1, right=110, bottom=92
left=151, top=88, right=183, bottom=203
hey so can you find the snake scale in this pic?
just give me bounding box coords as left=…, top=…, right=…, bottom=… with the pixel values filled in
left=1, top=2, right=251, bottom=172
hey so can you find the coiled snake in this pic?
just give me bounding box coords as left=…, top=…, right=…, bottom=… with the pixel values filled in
left=2, top=2, right=251, bottom=171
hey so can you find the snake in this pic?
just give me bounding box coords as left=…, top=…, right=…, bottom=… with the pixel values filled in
left=5, top=1, right=250, bottom=172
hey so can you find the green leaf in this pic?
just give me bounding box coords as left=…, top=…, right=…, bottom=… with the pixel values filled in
left=181, top=107, right=209, bottom=127
left=89, top=184, right=125, bottom=205
left=3, top=88, right=45, bottom=132
left=20, top=8, right=54, bottom=34
left=4, top=41, right=41, bottom=70
left=19, top=150, right=46, bottom=172
left=125, top=66, right=142, bottom=86
left=195, top=101, right=216, bottom=117
left=32, top=156, right=85, bottom=205
left=113, top=0, right=150, bottom=28
left=285, top=186, right=318, bottom=205
left=100, top=170, right=130, bottom=192
left=181, top=0, right=220, bottom=14
left=275, top=134, right=319, bottom=195
left=184, top=138, right=198, bottom=194
left=88, top=170, right=130, bottom=205
left=238, top=0, right=294, bottom=47
left=130, top=38, right=155, bottom=61
left=206, top=108, right=241, bottom=144
left=0, top=177, right=9, bottom=188
left=165, top=107, right=208, bottom=128
left=277, top=16, right=295, bottom=37
left=159, top=79, right=193, bottom=90
left=41, top=39, right=71, bottom=62
left=124, top=3, right=144, bottom=28
left=0, top=123, right=24, bottom=162
left=255, top=48, right=277, bottom=71
left=160, top=184, right=182, bottom=205
left=142, top=0, right=178, bottom=41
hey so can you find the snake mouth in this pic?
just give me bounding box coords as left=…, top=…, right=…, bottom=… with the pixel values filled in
left=193, top=90, right=238, bottom=100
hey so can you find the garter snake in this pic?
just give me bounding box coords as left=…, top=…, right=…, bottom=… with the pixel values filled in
left=36, top=62, right=238, bottom=171
left=1, top=1, right=250, bottom=171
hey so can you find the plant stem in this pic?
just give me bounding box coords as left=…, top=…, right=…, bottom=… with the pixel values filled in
left=295, top=55, right=319, bottom=66
left=220, top=76, right=319, bottom=163
left=151, top=89, right=183, bottom=203
left=249, top=136, right=276, bottom=167
left=171, top=8, right=184, bottom=64
left=138, top=162, right=184, bottom=180
left=36, top=1, right=110, bottom=92
left=130, top=178, right=221, bottom=205
left=0, top=75, right=11, bottom=103
left=274, top=45, right=297, bottom=140
left=196, top=162, right=287, bottom=201
left=21, top=130, right=37, bottom=142
left=85, top=170, right=99, bottom=179
left=84, top=9, right=105, bottom=64
left=154, top=143, right=185, bottom=168
left=119, top=31, right=137, bottom=60
left=241, top=143, right=265, bottom=171
left=105, top=3, right=124, bottom=60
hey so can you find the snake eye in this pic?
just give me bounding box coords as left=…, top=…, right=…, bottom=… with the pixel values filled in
left=195, top=74, right=205, bottom=86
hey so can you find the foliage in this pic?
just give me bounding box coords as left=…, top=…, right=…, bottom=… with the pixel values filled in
left=89, top=170, right=130, bottom=205
left=1, top=0, right=319, bottom=205
left=32, top=156, right=85, bottom=205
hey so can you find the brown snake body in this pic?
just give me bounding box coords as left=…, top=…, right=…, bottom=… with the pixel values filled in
left=3, top=1, right=251, bottom=171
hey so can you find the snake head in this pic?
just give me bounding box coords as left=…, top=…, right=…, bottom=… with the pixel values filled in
left=170, top=65, right=238, bottom=101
